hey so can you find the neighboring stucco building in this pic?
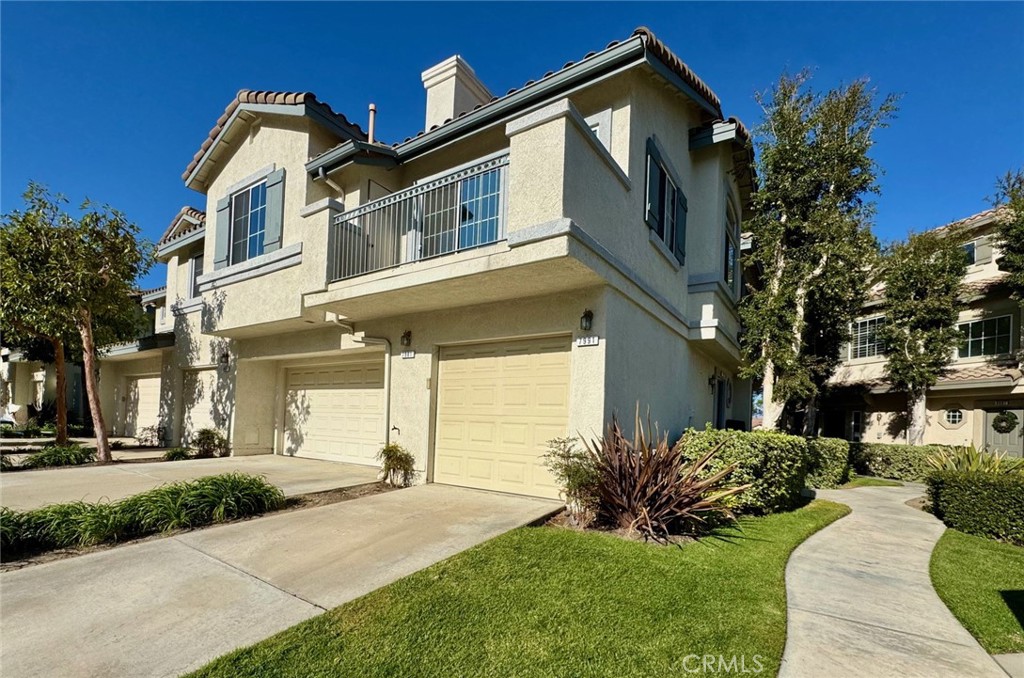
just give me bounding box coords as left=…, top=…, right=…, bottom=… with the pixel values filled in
left=822, top=207, right=1023, bottom=457
left=1, top=348, right=86, bottom=426
left=99, top=27, right=755, bottom=498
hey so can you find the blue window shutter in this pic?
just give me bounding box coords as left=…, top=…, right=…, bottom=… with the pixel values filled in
left=264, top=168, right=286, bottom=253
left=674, top=191, right=688, bottom=264
left=213, top=196, right=231, bottom=270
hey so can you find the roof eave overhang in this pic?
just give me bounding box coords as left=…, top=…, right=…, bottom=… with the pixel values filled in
left=306, top=140, right=399, bottom=176
left=140, top=289, right=167, bottom=304
left=186, top=102, right=363, bottom=191
left=156, top=227, right=206, bottom=261
left=309, top=35, right=724, bottom=177
left=867, top=377, right=1019, bottom=394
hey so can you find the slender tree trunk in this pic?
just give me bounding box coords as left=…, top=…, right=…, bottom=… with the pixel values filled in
left=77, top=309, right=111, bottom=462
left=762, top=360, right=784, bottom=430
left=52, top=338, right=69, bottom=445
left=802, top=395, right=819, bottom=437
left=907, top=390, right=927, bottom=445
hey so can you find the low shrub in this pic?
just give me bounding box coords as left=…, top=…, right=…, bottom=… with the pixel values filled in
left=192, top=428, right=229, bottom=459
left=583, top=416, right=748, bottom=543
left=849, top=442, right=937, bottom=481
left=110, top=440, right=127, bottom=451
left=378, top=443, right=416, bottom=487
left=678, top=427, right=809, bottom=514
left=544, top=437, right=600, bottom=527
left=136, top=425, right=162, bottom=447
left=1, top=473, right=285, bottom=560
left=806, top=437, right=851, bottom=489
left=926, top=445, right=1024, bottom=475
left=927, top=471, right=1024, bottom=545
left=0, top=455, right=14, bottom=472
left=163, top=447, right=193, bottom=462
left=21, top=444, right=95, bottom=469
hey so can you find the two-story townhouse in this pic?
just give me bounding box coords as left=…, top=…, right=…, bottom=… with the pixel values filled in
left=822, top=206, right=1023, bottom=457
left=100, top=27, right=755, bottom=499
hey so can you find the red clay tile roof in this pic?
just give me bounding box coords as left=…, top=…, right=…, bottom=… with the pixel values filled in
left=633, top=26, right=722, bottom=114
left=182, top=90, right=367, bottom=182
left=159, top=206, right=206, bottom=245
left=941, top=364, right=1022, bottom=384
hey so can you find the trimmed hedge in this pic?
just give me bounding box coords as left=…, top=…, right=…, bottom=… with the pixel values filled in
left=679, top=428, right=809, bottom=514
left=926, top=471, right=1024, bottom=545
left=806, top=437, right=850, bottom=489
left=0, top=472, right=285, bottom=561
left=849, top=442, right=937, bottom=481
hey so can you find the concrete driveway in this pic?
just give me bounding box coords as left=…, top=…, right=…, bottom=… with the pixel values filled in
left=0, top=455, right=380, bottom=510
left=0, top=484, right=560, bottom=677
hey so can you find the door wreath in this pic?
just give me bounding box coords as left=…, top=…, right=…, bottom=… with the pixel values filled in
left=991, top=410, right=1019, bottom=434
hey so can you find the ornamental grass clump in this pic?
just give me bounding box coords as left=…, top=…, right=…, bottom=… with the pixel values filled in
left=21, top=444, right=95, bottom=469
left=583, top=413, right=749, bottom=544
left=1, top=473, right=285, bottom=561
left=926, top=445, right=1024, bottom=475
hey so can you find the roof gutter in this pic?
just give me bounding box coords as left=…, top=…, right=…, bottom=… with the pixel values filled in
left=306, top=36, right=654, bottom=176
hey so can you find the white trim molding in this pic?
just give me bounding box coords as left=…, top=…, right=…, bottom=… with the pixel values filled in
left=197, top=242, right=303, bottom=292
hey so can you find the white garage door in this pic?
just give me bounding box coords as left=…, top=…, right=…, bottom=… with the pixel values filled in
left=182, top=369, right=219, bottom=443
left=433, top=336, right=571, bottom=499
left=284, top=361, right=385, bottom=465
left=124, top=375, right=161, bottom=437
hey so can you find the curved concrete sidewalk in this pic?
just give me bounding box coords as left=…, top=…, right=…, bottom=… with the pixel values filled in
left=779, top=485, right=1007, bottom=678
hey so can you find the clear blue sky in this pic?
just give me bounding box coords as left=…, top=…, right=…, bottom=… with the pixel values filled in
left=3, top=2, right=1022, bottom=289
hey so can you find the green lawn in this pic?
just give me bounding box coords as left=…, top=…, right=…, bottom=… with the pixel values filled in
left=189, top=500, right=849, bottom=678
left=931, top=529, right=1024, bottom=654
left=840, top=475, right=903, bottom=489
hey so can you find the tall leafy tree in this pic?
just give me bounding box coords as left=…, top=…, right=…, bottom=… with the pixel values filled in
left=992, top=170, right=1024, bottom=333
left=1, top=184, right=152, bottom=461
left=877, top=228, right=968, bottom=445
left=741, top=71, right=897, bottom=432
left=2, top=186, right=77, bottom=443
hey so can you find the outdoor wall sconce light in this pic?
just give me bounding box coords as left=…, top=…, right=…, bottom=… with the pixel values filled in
left=708, top=375, right=716, bottom=392
left=400, top=330, right=412, bottom=347
left=580, top=309, right=594, bottom=332
left=218, top=351, right=230, bottom=372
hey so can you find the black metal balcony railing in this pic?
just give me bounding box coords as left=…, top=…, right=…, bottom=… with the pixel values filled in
left=328, top=154, right=509, bottom=282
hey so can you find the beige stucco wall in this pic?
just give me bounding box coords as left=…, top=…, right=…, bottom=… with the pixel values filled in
left=98, top=354, right=168, bottom=436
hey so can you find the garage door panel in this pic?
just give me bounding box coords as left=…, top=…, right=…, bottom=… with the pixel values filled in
left=284, top=360, right=384, bottom=465
left=434, top=337, right=570, bottom=499
left=124, top=375, right=161, bottom=438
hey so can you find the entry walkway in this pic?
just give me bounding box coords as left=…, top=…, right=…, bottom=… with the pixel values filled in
left=779, top=485, right=1007, bottom=677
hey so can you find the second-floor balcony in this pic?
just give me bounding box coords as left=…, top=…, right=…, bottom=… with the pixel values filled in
left=327, top=153, right=509, bottom=283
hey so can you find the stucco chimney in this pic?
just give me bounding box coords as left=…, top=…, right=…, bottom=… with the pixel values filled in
left=421, top=55, right=492, bottom=131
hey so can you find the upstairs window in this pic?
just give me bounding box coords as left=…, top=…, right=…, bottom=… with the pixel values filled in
left=189, top=253, right=204, bottom=299
left=958, top=315, right=1012, bottom=357
left=850, top=316, right=885, bottom=359
left=963, top=241, right=976, bottom=266
left=724, top=202, right=740, bottom=295
left=230, top=181, right=267, bottom=264
left=645, top=137, right=687, bottom=264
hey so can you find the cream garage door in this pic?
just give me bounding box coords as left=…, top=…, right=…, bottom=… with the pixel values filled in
left=284, top=361, right=385, bottom=465
left=434, top=336, right=571, bottom=499
left=124, top=375, right=161, bottom=438
left=182, top=369, right=219, bottom=443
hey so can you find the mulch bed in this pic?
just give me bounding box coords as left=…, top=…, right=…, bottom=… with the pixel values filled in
left=543, top=509, right=697, bottom=546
